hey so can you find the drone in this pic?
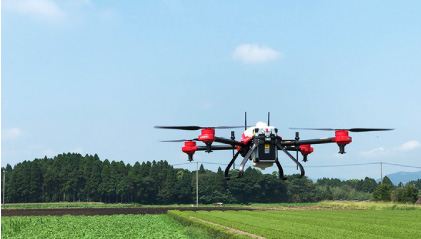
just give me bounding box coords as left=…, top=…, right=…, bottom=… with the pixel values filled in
left=155, top=113, right=393, bottom=180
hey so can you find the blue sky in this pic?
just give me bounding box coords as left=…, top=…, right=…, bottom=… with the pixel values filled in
left=2, top=0, right=421, bottom=180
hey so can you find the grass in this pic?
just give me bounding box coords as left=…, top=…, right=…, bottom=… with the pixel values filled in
left=1, top=214, right=212, bottom=239
left=170, top=210, right=421, bottom=239
left=316, top=200, right=421, bottom=210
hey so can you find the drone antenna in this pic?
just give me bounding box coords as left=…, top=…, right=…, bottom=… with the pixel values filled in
left=245, top=112, right=247, bottom=130
left=268, top=112, right=270, bottom=126
left=231, top=131, right=236, bottom=169
left=295, top=132, right=300, bottom=170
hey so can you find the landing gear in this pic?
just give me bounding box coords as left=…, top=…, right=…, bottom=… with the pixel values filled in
left=225, top=143, right=305, bottom=180
left=277, top=143, right=305, bottom=178
left=275, top=159, right=287, bottom=180
left=237, top=145, right=257, bottom=178
left=224, top=151, right=240, bottom=180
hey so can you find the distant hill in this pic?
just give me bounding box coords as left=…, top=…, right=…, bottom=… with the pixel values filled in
left=378, top=171, right=421, bottom=185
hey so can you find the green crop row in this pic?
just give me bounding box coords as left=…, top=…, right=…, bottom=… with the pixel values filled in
left=242, top=210, right=421, bottom=229
left=234, top=210, right=420, bottom=238
left=167, top=210, right=248, bottom=239
left=176, top=210, right=421, bottom=239
left=1, top=214, right=191, bottom=239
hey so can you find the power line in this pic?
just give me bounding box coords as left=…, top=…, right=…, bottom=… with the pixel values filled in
left=172, top=161, right=421, bottom=169
left=382, top=162, right=421, bottom=169
left=288, top=163, right=380, bottom=168
left=172, top=162, right=193, bottom=166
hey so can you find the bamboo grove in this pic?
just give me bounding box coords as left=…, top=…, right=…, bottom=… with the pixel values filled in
left=1, top=153, right=420, bottom=204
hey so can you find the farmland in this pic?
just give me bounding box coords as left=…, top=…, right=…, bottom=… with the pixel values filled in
left=1, top=214, right=209, bottom=239
left=2, top=202, right=421, bottom=238
left=169, top=209, right=421, bottom=239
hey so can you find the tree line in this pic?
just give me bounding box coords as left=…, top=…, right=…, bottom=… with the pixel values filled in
left=1, top=153, right=420, bottom=204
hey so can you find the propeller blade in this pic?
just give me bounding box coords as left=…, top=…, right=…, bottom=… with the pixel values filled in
left=348, top=128, right=394, bottom=132
left=290, top=128, right=394, bottom=132
left=213, top=126, right=245, bottom=129
left=155, top=126, right=244, bottom=130
left=160, top=138, right=198, bottom=142
left=290, top=128, right=336, bottom=131
left=155, top=126, right=202, bottom=130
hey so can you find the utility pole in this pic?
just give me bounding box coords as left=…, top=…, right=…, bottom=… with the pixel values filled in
left=380, top=162, right=383, bottom=185
left=196, top=161, right=199, bottom=207
left=3, top=171, right=5, bottom=208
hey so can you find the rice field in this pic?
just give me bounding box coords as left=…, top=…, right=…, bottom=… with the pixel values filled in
left=169, top=209, right=421, bottom=239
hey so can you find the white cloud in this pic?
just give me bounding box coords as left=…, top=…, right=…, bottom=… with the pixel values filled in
left=4, top=0, right=66, bottom=23
left=232, top=44, right=281, bottom=64
left=360, top=147, right=387, bottom=157
left=360, top=140, right=421, bottom=158
left=2, top=128, right=23, bottom=140
left=394, top=140, right=421, bottom=152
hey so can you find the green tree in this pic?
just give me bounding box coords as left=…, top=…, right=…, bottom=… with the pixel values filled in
left=287, top=175, right=319, bottom=203
left=129, top=162, right=142, bottom=203
left=394, top=184, right=419, bottom=203
left=174, top=169, right=193, bottom=203
left=29, top=160, right=43, bottom=202
left=361, top=177, right=377, bottom=193
left=382, top=176, right=394, bottom=187
left=373, top=184, right=392, bottom=201
left=407, top=179, right=421, bottom=190
left=199, top=164, right=206, bottom=174
left=4, top=164, right=13, bottom=203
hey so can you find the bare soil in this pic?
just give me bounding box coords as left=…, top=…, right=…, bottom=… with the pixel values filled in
left=1, top=206, right=345, bottom=217
left=1, top=207, right=255, bottom=217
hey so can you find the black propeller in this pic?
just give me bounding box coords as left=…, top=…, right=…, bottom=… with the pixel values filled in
left=155, top=126, right=244, bottom=130
left=289, top=128, right=394, bottom=132
left=160, top=138, right=198, bottom=142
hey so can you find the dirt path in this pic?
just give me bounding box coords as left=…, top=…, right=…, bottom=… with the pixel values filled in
left=189, top=216, right=265, bottom=239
